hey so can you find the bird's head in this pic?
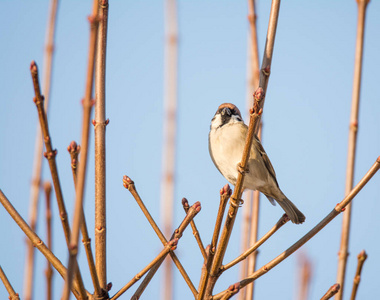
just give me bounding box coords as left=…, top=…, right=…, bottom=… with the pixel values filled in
left=210, top=103, right=243, bottom=130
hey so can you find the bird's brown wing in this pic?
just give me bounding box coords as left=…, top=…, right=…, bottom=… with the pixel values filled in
left=252, top=134, right=279, bottom=188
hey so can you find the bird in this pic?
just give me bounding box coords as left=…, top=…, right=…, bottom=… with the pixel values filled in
left=208, top=103, right=305, bottom=224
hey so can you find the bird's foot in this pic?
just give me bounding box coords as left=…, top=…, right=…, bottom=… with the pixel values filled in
left=230, top=197, right=244, bottom=208
left=237, top=163, right=249, bottom=175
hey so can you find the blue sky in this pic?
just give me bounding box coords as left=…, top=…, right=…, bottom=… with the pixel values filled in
left=1, top=1, right=380, bottom=299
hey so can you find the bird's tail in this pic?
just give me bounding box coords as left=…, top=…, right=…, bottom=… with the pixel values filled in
left=276, top=196, right=305, bottom=224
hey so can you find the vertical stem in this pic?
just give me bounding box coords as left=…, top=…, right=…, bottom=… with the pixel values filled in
left=241, top=2, right=261, bottom=297
left=244, top=127, right=261, bottom=300
left=336, top=1, right=369, bottom=299
left=160, top=0, right=178, bottom=299
left=297, top=253, right=312, bottom=300
left=24, top=1, right=59, bottom=298
left=205, top=1, right=281, bottom=297
left=44, top=182, right=53, bottom=300
left=244, top=1, right=261, bottom=296
left=239, top=192, right=251, bottom=300
left=68, top=142, right=102, bottom=297
left=63, top=0, right=100, bottom=298
left=95, top=0, right=109, bottom=292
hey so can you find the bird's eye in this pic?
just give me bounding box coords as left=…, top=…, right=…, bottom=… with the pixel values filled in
left=236, top=117, right=242, bottom=122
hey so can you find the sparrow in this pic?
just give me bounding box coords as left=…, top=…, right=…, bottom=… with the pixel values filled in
left=208, top=103, right=305, bottom=224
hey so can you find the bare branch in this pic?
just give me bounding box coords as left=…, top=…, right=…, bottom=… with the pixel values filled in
left=244, top=130, right=261, bottom=300
left=44, top=182, right=53, bottom=300
left=321, top=284, right=340, bottom=300
left=182, top=198, right=207, bottom=260
left=111, top=239, right=179, bottom=300
left=63, top=0, right=101, bottom=298
left=112, top=193, right=201, bottom=300
left=336, top=1, right=370, bottom=299
left=94, top=0, right=109, bottom=292
left=350, top=250, right=368, bottom=300
left=205, top=1, right=282, bottom=297
left=213, top=157, right=380, bottom=300
left=197, top=185, right=231, bottom=300
left=221, top=214, right=289, bottom=272
left=160, top=0, right=179, bottom=298
left=131, top=256, right=165, bottom=300
left=68, top=141, right=103, bottom=298
left=25, top=1, right=59, bottom=295
left=297, top=253, right=312, bottom=300
left=0, top=190, right=85, bottom=299
left=123, top=176, right=198, bottom=297
left=30, top=61, right=87, bottom=300
left=0, top=265, right=20, bottom=300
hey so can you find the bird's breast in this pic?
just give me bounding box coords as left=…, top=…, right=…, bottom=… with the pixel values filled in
left=209, top=124, right=247, bottom=185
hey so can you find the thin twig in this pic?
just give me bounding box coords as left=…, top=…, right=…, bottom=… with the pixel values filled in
left=182, top=198, right=207, bottom=260
left=197, top=185, right=231, bottom=300
left=213, top=157, right=380, bottom=300
left=63, top=0, right=100, bottom=298
left=321, top=284, right=340, bottom=300
left=336, top=1, right=369, bottom=299
left=350, top=250, right=368, bottom=300
left=0, top=265, right=20, bottom=300
left=94, top=0, right=109, bottom=292
left=0, top=190, right=85, bottom=299
left=220, top=284, right=240, bottom=300
left=30, top=61, right=87, bottom=300
left=205, top=1, right=281, bottom=297
left=68, top=141, right=103, bottom=298
left=44, top=182, right=53, bottom=300
left=112, top=201, right=200, bottom=300
left=25, top=1, right=59, bottom=297
left=30, top=60, right=71, bottom=246
left=123, top=176, right=198, bottom=298
left=221, top=214, right=289, bottom=272
left=131, top=256, right=166, bottom=300
left=111, top=239, right=179, bottom=300
left=160, top=0, right=179, bottom=299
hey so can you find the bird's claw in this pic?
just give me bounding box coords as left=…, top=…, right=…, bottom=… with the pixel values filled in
left=230, top=197, right=244, bottom=208
left=237, top=163, right=249, bottom=174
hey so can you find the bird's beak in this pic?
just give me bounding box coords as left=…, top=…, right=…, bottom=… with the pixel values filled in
left=221, top=107, right=231, bottom=116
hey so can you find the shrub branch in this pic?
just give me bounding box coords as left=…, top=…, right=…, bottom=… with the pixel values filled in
left=111, top=201, right=200, bottom=299
left=63, top=0, right=100, bottom=298
left=213, top=157, right=380, bottom=299
left=350, top=250, right=368, bottom=300
left=30, top=61, right=87, bottom=300
left=336, top=0, right=370, bottom=298
left=0, top=265, right=20, bottom=300
left=321, top=284, right=340, bottom=300
left=0, top=190, right=86, bottom=299
left=123, top=176, right=198, bottom=297
left=94, top=0, right=109, bottom=292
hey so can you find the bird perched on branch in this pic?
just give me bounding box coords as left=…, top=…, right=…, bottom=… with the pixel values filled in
left=208, top=103, right=305, bottom=224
